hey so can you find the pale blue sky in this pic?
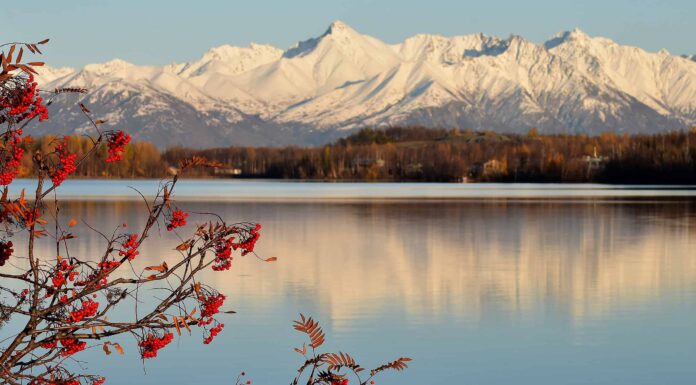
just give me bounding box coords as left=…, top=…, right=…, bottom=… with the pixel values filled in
left=2, top=0, right=694, bottom=67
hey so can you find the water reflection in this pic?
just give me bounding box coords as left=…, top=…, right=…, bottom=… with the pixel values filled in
left=8, top=199, right=696, bottom=384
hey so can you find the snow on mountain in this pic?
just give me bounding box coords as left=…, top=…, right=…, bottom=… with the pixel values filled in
left=32, top=22, right=696, bottom=147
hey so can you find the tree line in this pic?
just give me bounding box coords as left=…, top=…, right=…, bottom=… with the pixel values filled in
left=16, top=126, right=696, bottom=183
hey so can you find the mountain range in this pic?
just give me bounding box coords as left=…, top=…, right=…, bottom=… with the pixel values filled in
left=34, top=21, right=696, bottom=148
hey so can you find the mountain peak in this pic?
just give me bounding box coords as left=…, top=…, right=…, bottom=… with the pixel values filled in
left=325, top=20, right=355, bottom=35
left=284, top=20, right=364, bottom=58
left=83, top=59, right=135, bottom=74
left=544, top=28, right=590, bottom=49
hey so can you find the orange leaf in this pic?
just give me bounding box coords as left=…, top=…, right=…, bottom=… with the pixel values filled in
left=294, top=343, right=307, bottom=356
left=102, top=343, right=111, bottom=355
left=181, top=316, right=191, bottom=333
left=37, top=38, right=50, bottom=45
left=68, top=218, right=78, bottom=227
left=7, top=45, right=15, bottom=63
left=113, top=343, right=124, bottom=355
left=58, top=233, right=76, bottom=241
left=193, top=283, right=202, bottom=299
left=264, top=257, right=278, bottom=262
left=175, top=241, right=192, bottom=251
left=144, top=262, right=168, bottom=273
left=173, top=316, right=181, bottom=336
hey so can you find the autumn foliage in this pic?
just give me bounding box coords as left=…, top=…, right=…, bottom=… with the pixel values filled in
left=0, top=40, right=409, bottom=385
left=291, top=314, right=411, bottom=385
left=0, top=40, right=266, bottom=385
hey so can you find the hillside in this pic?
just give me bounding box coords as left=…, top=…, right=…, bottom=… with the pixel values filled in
left=33, top=22, right=696, bottom=147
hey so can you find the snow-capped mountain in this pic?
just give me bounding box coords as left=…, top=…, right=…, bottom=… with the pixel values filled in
left=34, top=21, right=696, bottom=147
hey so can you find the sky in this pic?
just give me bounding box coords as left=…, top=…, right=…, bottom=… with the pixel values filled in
left=1, top=0, right=694, bottom=67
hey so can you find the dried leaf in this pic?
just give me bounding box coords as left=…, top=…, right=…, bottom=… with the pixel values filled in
left=370, top=357, right=412, bottom=376
left=7, top=45, right=15, bottom=63
left=173, top=316, right=182, bottom=336
left=18, top=64, right=37, bottom=74
left=58, top=233, right=76, bottom=241
left=175, top=241, right=192, bottom=251
left=180, top=317, right=191, bottom=333
left=102, top=343, right=111, bottom=355
left=163, top=186, right=171, bottom=208
left=113, top=343, right=124, bottom=355
left=68, top=218, right=78, bottom=227
left=294, top=343, right=307, bottom=356
left=293, top=314, right=325, bottom=349
left=37, top=38, right=50, bottom=45
left=264, top=257, right=278, bottom=262
left=193, top=283, right=202, bottom=299
left=145, top=262, right=168, bottom=273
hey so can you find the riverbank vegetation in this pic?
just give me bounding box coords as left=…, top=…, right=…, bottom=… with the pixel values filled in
left=16, top=126, right=696, bottom=183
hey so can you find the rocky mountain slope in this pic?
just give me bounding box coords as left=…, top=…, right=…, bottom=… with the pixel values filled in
left=34, top=22, right=696, bottom=147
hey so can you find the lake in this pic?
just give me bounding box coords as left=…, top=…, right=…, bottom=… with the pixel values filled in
left=3, top=180, right=696, bottom=385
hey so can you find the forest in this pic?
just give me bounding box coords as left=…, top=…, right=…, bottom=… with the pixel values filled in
left=15, top=127, right=696, bottom=184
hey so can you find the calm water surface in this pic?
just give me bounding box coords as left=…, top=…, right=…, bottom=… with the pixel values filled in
left=4, top=181, right=696, bottom=385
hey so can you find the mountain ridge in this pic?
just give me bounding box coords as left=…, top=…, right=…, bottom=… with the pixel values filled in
left=33, top=22, right=696, bottom=148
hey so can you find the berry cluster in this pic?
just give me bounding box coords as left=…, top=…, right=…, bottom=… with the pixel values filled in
left=331, top=379, right=349, bottom=385
left=167, top=209, right=188, bottom=231
left=0, top=129, right=25, bottom=185
left=200, top=293, right=225, bottom=325
left=105, top=130, right=130, bottom=162
left=68, top=299, right=99, bottom=323
left=52, top=259, right=75, bottom=289
left=139, top=333, right=174, bottom=359
left=212, top=238, right=233, bottom=271
left=51, top=138, right=77, bottom=186
left=0, top=240, right=13, bottom=266
left=203, top=323, right=224, bottom=345
left=118, top=234, right=139, bottom=261
left=29, top=376, right=104, bottom=385
left=60, top=338, right=86, bottom=357
left=233, top=224, right=261, bottom=256
left=30, top=378, right=80, bottom=385
left=40, top=340, right=57, bottom=349
left=98, top=260, right=121, bottom=270
left=1, top=75, right=49, bottom=123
